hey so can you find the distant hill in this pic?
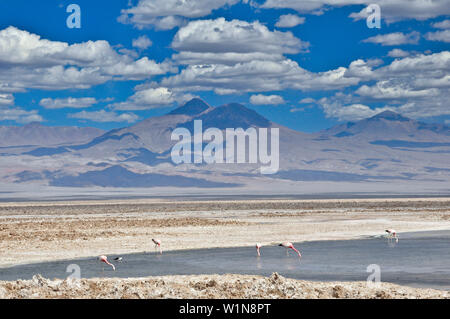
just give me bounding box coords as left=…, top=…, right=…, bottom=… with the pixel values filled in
left=0, top=122, right=104, bottom=147
left=320, top=110, right=450, bottom=140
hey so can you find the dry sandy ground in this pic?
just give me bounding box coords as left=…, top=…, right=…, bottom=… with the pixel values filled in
left=1, top=273, right=448, bottom=299
left=1, top=198, right=450, bottom=267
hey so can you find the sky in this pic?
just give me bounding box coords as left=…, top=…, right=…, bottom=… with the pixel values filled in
left=0, top=0, right=449, bottom=132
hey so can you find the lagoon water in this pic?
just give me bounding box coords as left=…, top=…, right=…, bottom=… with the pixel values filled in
left=1, top=230, right=449, bottom=290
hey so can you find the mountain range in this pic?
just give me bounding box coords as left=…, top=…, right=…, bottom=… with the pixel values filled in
left=0, top=122, right=104, bottom=147
left=0, top=98, right=449, bottom=195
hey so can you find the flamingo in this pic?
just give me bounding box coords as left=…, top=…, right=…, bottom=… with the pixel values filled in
left=113, top=257, right=123, bottom=262
left=152, top=238, right=162, bottom=254
left=99, top=255, right=115, bottom=271
left=385, top=229, right=399, bottom=242
left=256, top=243, right=262, bottom=257
left=279, top=242, right=301, bottom=258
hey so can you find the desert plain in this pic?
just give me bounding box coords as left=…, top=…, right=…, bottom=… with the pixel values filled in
left=1, top=197, right=449, bottom=298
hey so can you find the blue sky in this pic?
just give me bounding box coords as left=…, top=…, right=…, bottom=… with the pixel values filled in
left=0, top=0, right=449, bottom=132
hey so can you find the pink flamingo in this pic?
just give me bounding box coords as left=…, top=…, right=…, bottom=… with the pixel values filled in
left=279, top=242, right=301, bottom=258
left=385, top=229, right=399, bottom=242
left=152, top=238, right=162, bottom=254
left=256, top=243, right=262, bottom=257
left=99, top=255, right=115, bottom=271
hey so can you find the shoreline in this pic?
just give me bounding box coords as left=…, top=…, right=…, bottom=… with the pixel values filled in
left=1, top=273, right=448, bottom=299
left=1, top=196, right=450, bottom=206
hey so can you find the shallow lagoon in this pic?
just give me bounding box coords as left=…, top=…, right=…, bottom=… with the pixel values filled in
left=1, top=230, right=449, bottom=290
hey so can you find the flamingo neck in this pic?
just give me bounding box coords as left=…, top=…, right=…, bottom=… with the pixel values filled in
left=104, top=260, right=115, bottom=269
left=291, top=247, right=301, bottom=256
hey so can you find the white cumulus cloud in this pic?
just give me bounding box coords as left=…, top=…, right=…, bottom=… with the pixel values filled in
left=118, top=0, right=239, bottom=29
left=0, top=107, right=43, bottom=124
left=111, top=87, right=195, bottom=111
left=69, top=110, right=139, bottom=123
left=425, top=30, right=450, bottom=43
left=39, top=97, right=98, bottom=109
left=275, top=14, right=305, bottom=28
left=262, top=0, right=450, bottom=22
left=432, top=19, right=450, bottom=29
left=356, top=82, right=439, bottom=99
left=0, top=94, right=14, bottom=106
left=362, top=32, right=420, bottom=46
left=161, top=59, right=360, bottom=93
left=172, top=18, right=309, bottom=59
left=318, top=51, right=450, bottom=120
left=0, top=27, right=173, bottom=93
left=250, top=94, right=286, bottom=105
left=387, top=49, right=410, bottom=58
left=132, top=35, right=153, bottom=49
